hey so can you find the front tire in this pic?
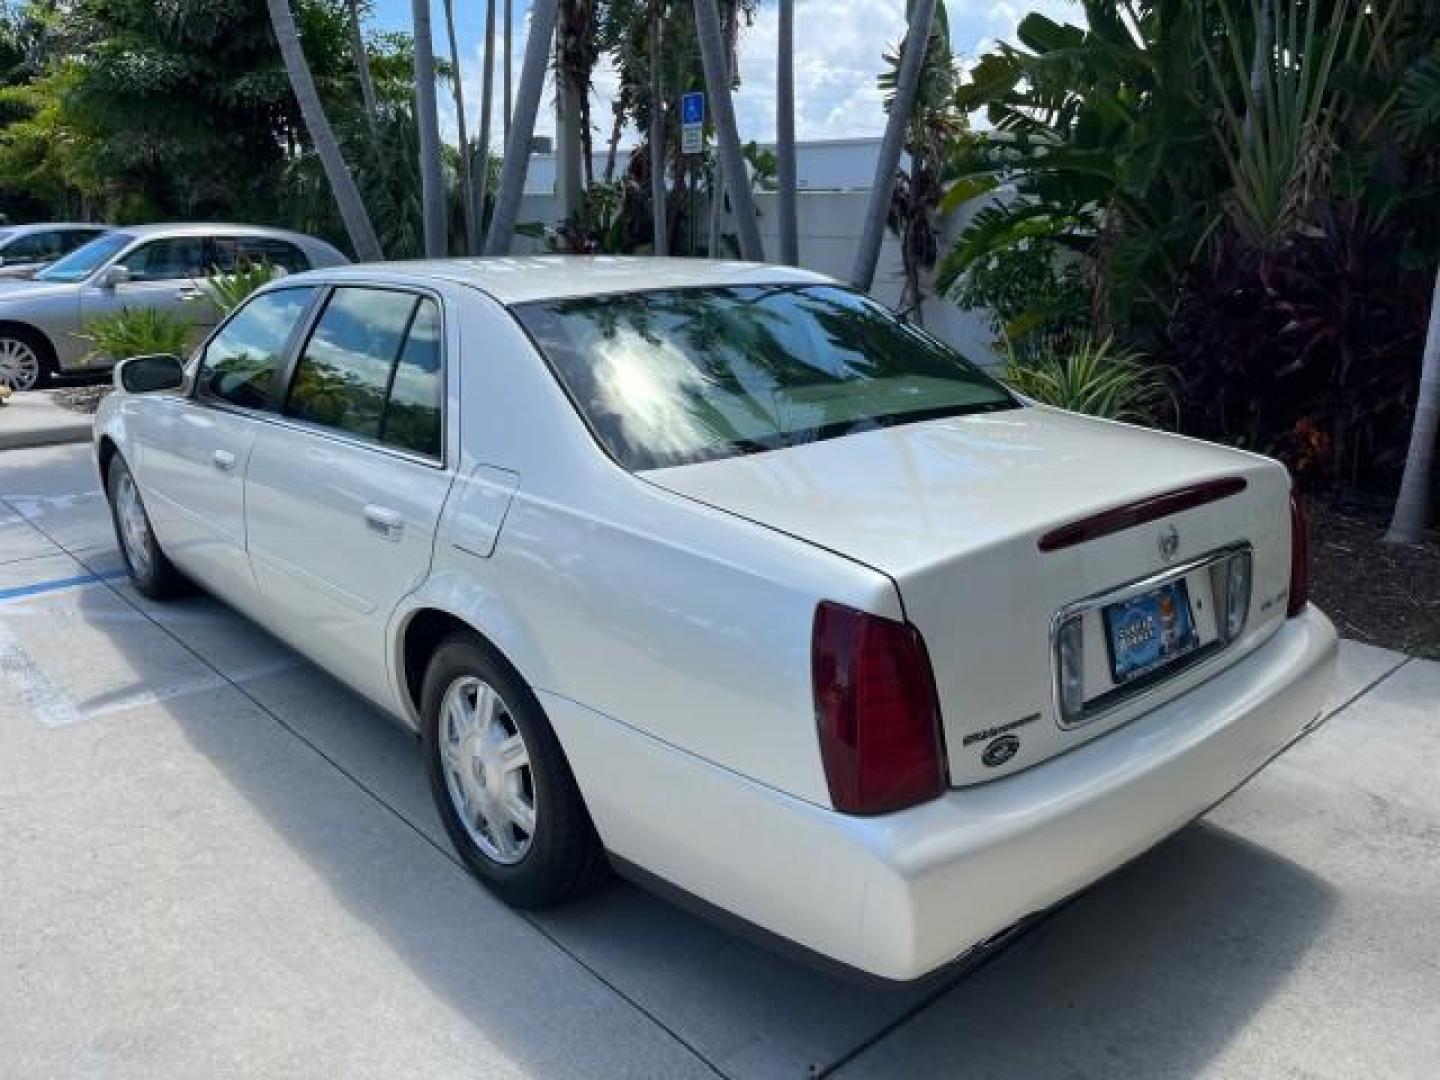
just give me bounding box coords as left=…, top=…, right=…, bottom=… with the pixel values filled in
left=105, top=455, right=185, bottom=599
left=422, top=633, right=607, bottom=908
left=0, top=329, right=49, bottom=391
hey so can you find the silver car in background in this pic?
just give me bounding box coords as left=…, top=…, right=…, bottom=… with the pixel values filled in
left=0, top=222, right=348, bottom=391
left=0, top=222, right=111, bottom=281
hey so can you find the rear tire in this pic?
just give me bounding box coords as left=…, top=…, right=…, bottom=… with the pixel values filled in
left=422, top=633, right=608, bottom=908
left=105, top=455, right=186, bottom=599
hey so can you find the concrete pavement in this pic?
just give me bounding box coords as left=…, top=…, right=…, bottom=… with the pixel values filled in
left=1, top=442, right=1437, bottom=1079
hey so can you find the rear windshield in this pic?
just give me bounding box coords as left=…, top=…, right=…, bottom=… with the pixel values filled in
left=514, top=284, right=1017, bottom=470
left=36, top=231, right=132, bottom=282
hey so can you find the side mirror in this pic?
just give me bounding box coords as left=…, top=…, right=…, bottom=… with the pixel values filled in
left=116, top=353, right=185, bottom=394
left=97, top=264, right=131, bottom=289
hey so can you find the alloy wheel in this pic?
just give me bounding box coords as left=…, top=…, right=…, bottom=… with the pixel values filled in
left=0, top=336, right=40, bottom=391
left=439, top=675, right=537, bottom=865
left=114, top=470, right=153, bottom=580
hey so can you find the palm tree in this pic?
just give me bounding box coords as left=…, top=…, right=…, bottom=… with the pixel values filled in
left=850, top=0, right=936, bottom=291
left=1386, top=266, right=1440, bottom=543
left=485, top=0, right=563, bottom=254
left=776, top=0, right=798, bottom=265
left=503, top=0, right=513, bottom=140
left=693, top=0, right=762, bottom=261
left=441, top=0, right=479, bottom=252
left=411, top=0, right=446, bottom=256
left=266, top=0, right=383, bottom=261
left=475, top=0, right=498, bottom=229
left=649, top=0, right=666, bottom=255
left=345, top=0, right=379, bottom=132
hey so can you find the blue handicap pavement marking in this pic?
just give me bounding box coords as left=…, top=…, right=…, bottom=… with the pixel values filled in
left=0, top=570, right=126, bottom=603
left=682, top=91, right=705, bottom=125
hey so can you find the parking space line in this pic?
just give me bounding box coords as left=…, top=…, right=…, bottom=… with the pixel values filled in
left=0, top=570, right=125, bottom=603
left=4, top=484, right=733, bottom=1080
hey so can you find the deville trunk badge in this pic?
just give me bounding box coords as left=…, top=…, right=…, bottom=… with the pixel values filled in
left=1158, top=524, right=1180, bottom=562
left=982, top=734, right=1021, bottom=768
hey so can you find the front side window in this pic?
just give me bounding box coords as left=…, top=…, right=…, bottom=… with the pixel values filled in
left=119, top=237, right=207, bottom=282
left=198, top=287, right=317, bottom=409
left=35, top=232, right=131, bottom=282
left=285, top=288, right=443, bottom=458
left=514, top=284, right=1017, bottom=471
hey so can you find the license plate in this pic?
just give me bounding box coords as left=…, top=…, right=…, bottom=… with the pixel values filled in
left=1103, top=580, right=1199, bottom=684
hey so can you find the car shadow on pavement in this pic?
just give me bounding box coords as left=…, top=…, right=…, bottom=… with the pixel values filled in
left=71, top=580, right=1338, bottom=1079
left=833, top=820, right=1340, bottom=1078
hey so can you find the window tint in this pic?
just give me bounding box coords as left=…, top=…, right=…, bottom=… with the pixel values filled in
left=212, top=236, right=310, bottom=274
left=119, top=237, right=207, bottom=281
left=286, top=288, right=418, bottom=440
left=198, top=287, right=316, bottom=409
left=3, top=232, right=61, bottom=261
left=381, top=299, right=442, bottom=457
left=514, top=285, right=1016, bottom=470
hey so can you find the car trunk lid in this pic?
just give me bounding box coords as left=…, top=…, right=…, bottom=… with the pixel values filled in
left=643, top=406, right=1294, bottom=788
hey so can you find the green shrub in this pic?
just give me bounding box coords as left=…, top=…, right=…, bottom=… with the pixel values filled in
left=80, top=307, right=193, bottom=364
left=202, top=260, right=283, bottom=316
left=1004, top=338, right=1175, bottom=426
left=952, top=239, right=1092, bottom=354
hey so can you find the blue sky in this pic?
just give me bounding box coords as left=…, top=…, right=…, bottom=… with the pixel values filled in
left=369, top=0, right=1080, bottom=144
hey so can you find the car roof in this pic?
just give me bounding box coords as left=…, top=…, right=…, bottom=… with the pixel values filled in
left=294, top=256, right=835, bottom=306
left=108, top=222, right=325, bottom=244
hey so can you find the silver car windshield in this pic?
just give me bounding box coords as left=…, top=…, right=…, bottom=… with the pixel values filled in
left=36, top=232, right=133, bottom=282
left=515, top=284, right=1018, bottom=471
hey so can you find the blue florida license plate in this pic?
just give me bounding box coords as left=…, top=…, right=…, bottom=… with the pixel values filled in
left=1103, top=580, right=1199, bottom=685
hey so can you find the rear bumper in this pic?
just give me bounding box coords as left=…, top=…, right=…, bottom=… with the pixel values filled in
left=545, top=605, right=1338, bottom=982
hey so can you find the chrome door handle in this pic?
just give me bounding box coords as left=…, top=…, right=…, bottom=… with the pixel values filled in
left=212, top=449, right=236, bottom=471
left=363, top=504, right=404, bottom=541
left=178, top=287, right=203, bottom=300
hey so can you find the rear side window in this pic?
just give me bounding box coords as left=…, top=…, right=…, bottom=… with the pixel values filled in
left=285, top=288, right=443, bottom=459
left=198, top=287, right=317, bottom=409
left=2, top=232, right=62, bottom=261
left=212, top=236, right=310, bottom=274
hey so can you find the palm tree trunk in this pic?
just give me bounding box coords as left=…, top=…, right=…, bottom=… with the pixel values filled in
left=649, top=0, right=666, bottom=256
left=693, top=0, right=763, bottom=261
left=412, top=0, right=447, bottom=256
left=850, top=0, right=935, bottom=291
left=442, top=0, right=480, bottom=253
left=1243, top=0, right=1274, bottom=146
left=556, top=0, right=585, bottom=220
left=476, top=0, right=497, bottom=229
left=776, top=0, right=798, bottom=265
left=503, top=0, right=513, bottom=141
left=484, top=0, right=563, bottom=254
left=345, top=0, right=379, bottom=133
left=1386, top=264, right=1440, bottom=543
left=267, top=0, right=383, bottom=261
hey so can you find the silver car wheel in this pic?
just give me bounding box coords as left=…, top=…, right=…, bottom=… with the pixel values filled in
left=439, top=675, right=536, bottom=865
left=0, top=336, right=40, bottom=391
left=114, top=470, right=153, bottom=580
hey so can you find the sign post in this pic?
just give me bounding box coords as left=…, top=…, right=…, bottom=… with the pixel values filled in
left=680, top=91, right=705, bottom=156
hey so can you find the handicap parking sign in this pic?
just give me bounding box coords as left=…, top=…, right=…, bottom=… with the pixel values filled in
left=681, top=92, right=705, bottom=126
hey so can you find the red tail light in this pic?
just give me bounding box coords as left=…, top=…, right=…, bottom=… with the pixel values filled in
left=812, top=602, right=946, bottom=815
left=1287, top=489, right=1311, bottom=617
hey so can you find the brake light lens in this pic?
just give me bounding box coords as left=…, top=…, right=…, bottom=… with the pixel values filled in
left=1287, top=489, right=1311, bottom=617
left=812, top=602, right=946, bottom=815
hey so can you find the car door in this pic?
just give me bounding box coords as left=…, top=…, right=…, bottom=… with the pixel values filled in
left=78, top=235, right=210, bottom=339
left=244, top=286, right=453, bottom=705
left=133, top=286, right=319, bottom=609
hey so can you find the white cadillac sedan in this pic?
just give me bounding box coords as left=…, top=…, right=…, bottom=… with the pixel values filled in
left=94, top=258, right=1337, bottom=982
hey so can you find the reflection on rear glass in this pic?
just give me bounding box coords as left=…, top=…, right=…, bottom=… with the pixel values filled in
left=515, top=284, right=1017, bottom=470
